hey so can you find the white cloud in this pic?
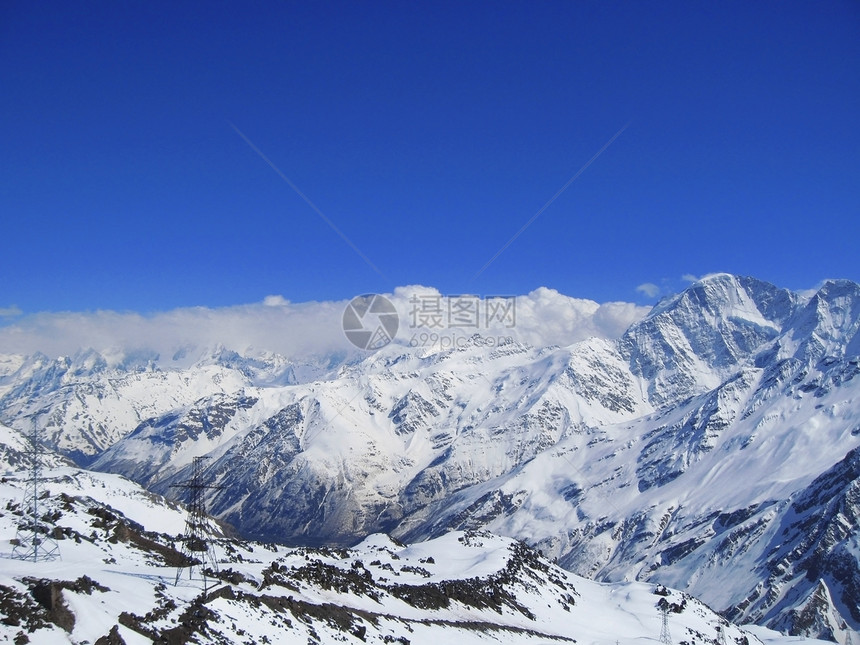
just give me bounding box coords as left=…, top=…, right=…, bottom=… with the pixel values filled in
left=503, top=288, right=649, bottom=347
left=0, top=302, right=354, bottom=364
left=635, top=283, right=660, bottom=298
left=0, top=287, right=651, bottom=362
left=0, top=305, right=22, bottom=318
left=682, top=272, right=730, bottom=284
left=591, top=301, right=652, bottom=338
left=262, top=295, right=290, bottom=307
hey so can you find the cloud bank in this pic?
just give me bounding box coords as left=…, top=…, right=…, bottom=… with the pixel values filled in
left=0, top=287, right=651, bottom=364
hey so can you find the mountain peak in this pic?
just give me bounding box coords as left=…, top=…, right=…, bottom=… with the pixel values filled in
left=619, top=274, right=793, bottom=405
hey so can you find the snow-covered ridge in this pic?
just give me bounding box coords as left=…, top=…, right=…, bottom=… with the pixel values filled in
left=0, top=468, right=827, bottom=645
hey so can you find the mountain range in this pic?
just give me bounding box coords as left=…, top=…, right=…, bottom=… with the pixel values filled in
left=1, top=273, right=858, bottom=641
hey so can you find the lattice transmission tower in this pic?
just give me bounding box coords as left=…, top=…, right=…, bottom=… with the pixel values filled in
left=11, top=425, right=60, bottom=562
left=659, top=606, right=672, bottom=645
left=172, top=456, right=222, bottom=587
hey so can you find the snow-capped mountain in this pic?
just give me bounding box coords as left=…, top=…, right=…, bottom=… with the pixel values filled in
left=0, top=347, right=342, bottom=465
left=1, top=274, right=858, bottom=640
left=0, top=467, right=825, bottom=645
left=0, top=422, right=72, bottom=472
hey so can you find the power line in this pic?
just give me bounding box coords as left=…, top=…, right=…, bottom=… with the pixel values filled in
left=472, top=121, right=630, bottom=281
left=228, top=121, right=388, bottom=280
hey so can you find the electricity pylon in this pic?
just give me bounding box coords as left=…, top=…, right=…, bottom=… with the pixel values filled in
left=172, top=456, right=222, bottom=588
left=11, top=425, right=60, bottom=562
left=659, top=606, right=672, bottom=645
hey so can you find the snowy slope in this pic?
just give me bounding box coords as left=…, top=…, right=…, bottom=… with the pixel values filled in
left=0, top=347, right=340, bottom=463
left=0, top=423, right=71, bottom=473
left=0, top=468, right=829, bottom=645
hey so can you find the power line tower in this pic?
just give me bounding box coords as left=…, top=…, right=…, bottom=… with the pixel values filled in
left=659, top=606, right=672, bottom=645
left=172, top=456, right=222, bottom=588
left=11, top=425, right=60, bottom=562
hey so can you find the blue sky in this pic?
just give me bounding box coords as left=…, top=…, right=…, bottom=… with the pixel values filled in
left=2, top=1, right=858, bottom=315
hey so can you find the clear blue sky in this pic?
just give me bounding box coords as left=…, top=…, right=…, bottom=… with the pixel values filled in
left=2, top=1, right=858, bottom=314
